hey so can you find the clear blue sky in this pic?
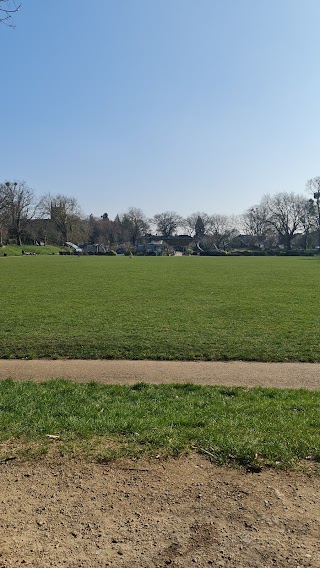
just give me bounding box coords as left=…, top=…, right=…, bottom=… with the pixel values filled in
left=1, top=0, right=320, bottom=220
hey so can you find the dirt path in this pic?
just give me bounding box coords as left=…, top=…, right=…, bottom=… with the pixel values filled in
left=0, top=359, right=320, bottom=389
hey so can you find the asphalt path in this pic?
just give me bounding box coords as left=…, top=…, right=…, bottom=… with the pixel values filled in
left=0, top=360, right=320, bottom=389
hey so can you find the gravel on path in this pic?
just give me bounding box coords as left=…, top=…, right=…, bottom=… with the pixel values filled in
left=0, top=359, right=320, bottom=389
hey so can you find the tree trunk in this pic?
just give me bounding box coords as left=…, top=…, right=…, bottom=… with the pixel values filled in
left=284, top=233, right=292, bottom=251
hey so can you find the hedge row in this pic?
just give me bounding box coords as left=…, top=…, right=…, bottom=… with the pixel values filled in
left=199, top=249, right=318, bottom=257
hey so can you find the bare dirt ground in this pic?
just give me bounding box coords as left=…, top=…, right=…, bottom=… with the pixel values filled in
left=1, top=361, right=320, bottom=567
left=0, top=455, right=319, bottom=568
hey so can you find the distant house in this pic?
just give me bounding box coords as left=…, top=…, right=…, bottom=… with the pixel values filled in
left=169, top=235, right=193, bottom=247
left=136, top=240, right=168, bottom=255
left=80, top=243, right=106, bottom=254
left=152, top=235, right=193, bottom=249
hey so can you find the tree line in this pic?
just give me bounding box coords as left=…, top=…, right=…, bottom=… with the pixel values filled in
left=1, top=178, right=320, bottom=251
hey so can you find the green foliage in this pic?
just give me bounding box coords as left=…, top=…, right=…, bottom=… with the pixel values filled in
left=0, top=255, right=320, bottom=361
left=0, top=380, right=319, bottom=467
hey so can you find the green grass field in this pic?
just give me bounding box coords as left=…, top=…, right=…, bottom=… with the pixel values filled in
left=1, top=255, right=320, bottom=468
left=0, top=255, right=319, bottom=361
left=0, top=380, right=319, bottom=468
left=1, top=245, right=64, bottom=256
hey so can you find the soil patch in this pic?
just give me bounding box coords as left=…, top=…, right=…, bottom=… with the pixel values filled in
left=0, top=454, right=319, bottom=567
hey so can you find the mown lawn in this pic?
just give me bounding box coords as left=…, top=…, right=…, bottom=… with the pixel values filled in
left=0, top=380, right=319, bottom=468
left=0, top=255, right=319, bottom=361
left=0, top=245, right=64, bottom=256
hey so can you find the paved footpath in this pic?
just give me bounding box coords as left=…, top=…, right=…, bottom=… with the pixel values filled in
left=0, top=360, right=320, bottom=389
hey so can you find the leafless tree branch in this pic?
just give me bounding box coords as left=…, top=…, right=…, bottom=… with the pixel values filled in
left=0, top=0, right=21, bottom=28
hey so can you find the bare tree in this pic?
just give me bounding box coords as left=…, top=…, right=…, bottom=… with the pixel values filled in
left=120, top=207, right=149, bottom=245
left=152, top=211, right=183, bottom=239
left=298, top=199, right=316, bottom=249
left=0, top=183, right=9, bottom=213
left=0, top=0, right=21, bottom=27
left=262, top=193, right=305, bottom=251
left=206, top=214, right=237, bottom=250
left=38, top=194, right=84, bottom=244
left=306, top=177, right=320, bottom=248
left=0, top=184, right=9, bottom=245
left=0, top=180, right=35, bottom=245
left=242, top=204, right=275, bottom=248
